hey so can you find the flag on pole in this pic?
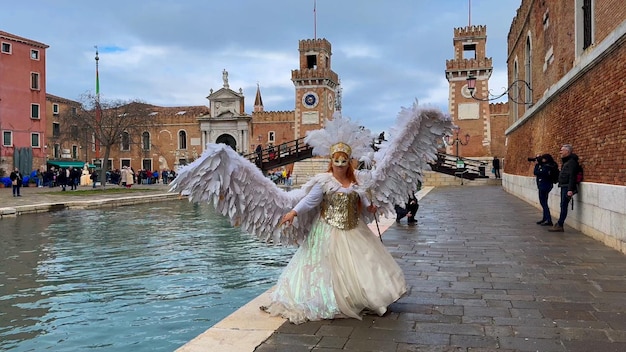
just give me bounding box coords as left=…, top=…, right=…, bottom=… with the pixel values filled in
left=94, top=46, right=100, bottom=99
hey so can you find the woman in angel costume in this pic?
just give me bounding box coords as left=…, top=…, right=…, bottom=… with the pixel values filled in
left=171, top=100, right=453, bottom=324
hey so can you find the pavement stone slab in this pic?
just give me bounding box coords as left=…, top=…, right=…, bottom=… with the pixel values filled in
left=255, top=186, right=626, bottom=351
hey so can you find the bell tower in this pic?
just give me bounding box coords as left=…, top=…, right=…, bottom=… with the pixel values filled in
left=445, top=25, right=493, bottom=157
left=292, top=38, right=339, bottom=139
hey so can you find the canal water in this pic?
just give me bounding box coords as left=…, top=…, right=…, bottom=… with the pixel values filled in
left=0, top=201, right=296, bottom=352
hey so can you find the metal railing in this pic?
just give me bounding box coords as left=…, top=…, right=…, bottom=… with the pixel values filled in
left=243, top=137, right=313, bottom=173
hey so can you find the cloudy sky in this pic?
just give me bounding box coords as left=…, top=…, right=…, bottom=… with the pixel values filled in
left=5, top=0, right=520, bottom=134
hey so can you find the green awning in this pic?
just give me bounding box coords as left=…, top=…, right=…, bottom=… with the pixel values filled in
left=47, top=160, right=86, bottom=168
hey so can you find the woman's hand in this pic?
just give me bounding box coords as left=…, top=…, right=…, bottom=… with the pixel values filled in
left=367, top=204, right=377, bottom=214
left=280, top=210, right=297, bottom=226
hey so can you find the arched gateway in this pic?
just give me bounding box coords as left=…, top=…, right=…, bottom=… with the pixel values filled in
left=215, top=134, right=237, bottom=150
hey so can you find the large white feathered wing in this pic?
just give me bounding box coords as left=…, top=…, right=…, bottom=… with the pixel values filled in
left=169, top=144, right=312, bottom=245
left=360, top=99, right=454, bottom=217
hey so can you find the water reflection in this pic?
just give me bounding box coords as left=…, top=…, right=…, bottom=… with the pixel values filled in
left=0, top=201, right=295, bottom=352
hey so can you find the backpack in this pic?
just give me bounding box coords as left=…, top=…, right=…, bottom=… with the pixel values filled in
left=575, top=164, right=584, bottom=183
left=571, top=164, right=583, bottom=198
left=549, top=164, right=560, bottom=184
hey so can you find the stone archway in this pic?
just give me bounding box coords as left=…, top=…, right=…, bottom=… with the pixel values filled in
left=215, top=134, right=237, bottom=150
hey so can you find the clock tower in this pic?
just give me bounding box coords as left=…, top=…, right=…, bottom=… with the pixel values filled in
left=445, top=25, right=493, bottom=157
left=292, top=38, right=339, bottom=139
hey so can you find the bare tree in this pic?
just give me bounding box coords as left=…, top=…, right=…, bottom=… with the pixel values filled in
left=57, top=93, right=156, bottom=187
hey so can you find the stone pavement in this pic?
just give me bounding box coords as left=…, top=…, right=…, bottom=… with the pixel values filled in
left=255, top=186, right=626, bottom=352
left=0, top=182, right=175, bottom=216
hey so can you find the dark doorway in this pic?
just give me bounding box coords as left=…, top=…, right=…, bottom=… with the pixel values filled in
left=215, top=134, right=237, bottom=151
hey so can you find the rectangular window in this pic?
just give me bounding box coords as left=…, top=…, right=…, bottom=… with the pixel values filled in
left=71, top=107, right=77, bottom=115
left=121, top=132, right=130, bottom=151
left=70, top=125, right=79, bottom=139
left=31, top=133, right=40, bottom=148
left=31, top=72, right=40, bottom=90
left=268, top=131, right=275, bottom=143
left=53, top=123, right=60, bottom=137
left=54, top=144, right=60, bottom=158
left=31, top=104, right=40, bottom=119
left=53, top=103, right=59, bottom=115
left=72, top=145, right=78, bottom=159
left=2, top=131, right=12, bottom=146
left=463, top=44, right=477, bottom=60
left=1, top=42, right=10, bottom=54
left=31, top=49, right=39, bottom=60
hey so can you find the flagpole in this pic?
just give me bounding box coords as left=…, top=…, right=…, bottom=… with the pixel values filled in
left=94, top=46, right=101, bottom=160
left=95, top=46, right=100, bottom=103
left=314, top=0, right=317, bottom=39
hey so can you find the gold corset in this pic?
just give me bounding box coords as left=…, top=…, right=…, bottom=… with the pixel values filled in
left=320, top=192, right=359, bottom=230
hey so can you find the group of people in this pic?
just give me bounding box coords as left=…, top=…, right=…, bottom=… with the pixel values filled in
left=7, top=165, right=178, bottom=195
left=268, top=167, right=291, bottom=186
left=532, top=144, right=581, bottom=233
left=102, top=167, right=176, bottom=187
left=255, top=143, right=291, bottom=167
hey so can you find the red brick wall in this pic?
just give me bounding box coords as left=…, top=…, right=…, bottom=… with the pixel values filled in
left=489, top=102, right=509, bottom=159
left=506, top=37, right=626, bottom=185
left=594, top=0, right=626, bottom=45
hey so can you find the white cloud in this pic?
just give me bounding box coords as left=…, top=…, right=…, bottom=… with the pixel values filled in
left=4, top=0, right=521, bottom=131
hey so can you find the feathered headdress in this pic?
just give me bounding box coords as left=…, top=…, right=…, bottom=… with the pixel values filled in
left=305, top=111, right=374, bottom=165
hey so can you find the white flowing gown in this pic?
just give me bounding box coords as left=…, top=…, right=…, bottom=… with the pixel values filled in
left=264, top=174, right=407, bottom=324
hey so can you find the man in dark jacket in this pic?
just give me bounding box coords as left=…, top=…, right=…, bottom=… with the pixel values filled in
left=9, top=167, right=23, bottom=197
left=492, top=156, right=501, bottom=179
left=549, top=144, right=579, bottom=232
left=534, top=153, right=558, bottom=226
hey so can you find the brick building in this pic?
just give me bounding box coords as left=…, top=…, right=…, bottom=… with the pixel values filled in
left=0, top=31, right=49, bottom=175
left=32, top=37, right=339, bottom=175
left=503, top=0, right=626, bottom=253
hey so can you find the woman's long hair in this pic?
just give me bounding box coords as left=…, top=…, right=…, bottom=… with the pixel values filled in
left=327, top=151, right=358, bottom=185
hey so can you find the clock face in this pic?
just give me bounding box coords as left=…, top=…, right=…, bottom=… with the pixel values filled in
left=461, top=84, right=472, bottom=98
left=327, top=92, right=334, bottom=110
left=302, top=92, right=319, bottom=108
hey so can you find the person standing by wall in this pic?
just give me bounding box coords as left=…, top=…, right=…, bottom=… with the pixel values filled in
left=90, top=169, right=99, bottom=188
left=492, top=156, right=501, bottom=179
left=549, top=144, right=579, bottom=233
left=255, top=144, right=263, bottom=167
left=533, top=154, right=558, bottom=226
left=10, top=167, right=23, bottom=197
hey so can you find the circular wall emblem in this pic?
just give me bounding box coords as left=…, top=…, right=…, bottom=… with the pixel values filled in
left=302, top=91, right=319, bottom=108
left=327, top=92, right=334, bottom=110
left=461, top=84, right=472, bottom=98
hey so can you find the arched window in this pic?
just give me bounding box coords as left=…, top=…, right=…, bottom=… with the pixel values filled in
left=513, top=59, right=519, bottom=121
left=524, top=35, right=533, bottom=107
left=142, top=131, right=150, bottom=150
left=121, top=131, right=130, bottom=151
left=179, top=130, right=187, bottom=149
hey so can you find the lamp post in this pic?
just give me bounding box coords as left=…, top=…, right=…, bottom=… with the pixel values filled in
left=444, top=128, right=470, bottom=161
left=466, top=74, right=533, bottom=105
